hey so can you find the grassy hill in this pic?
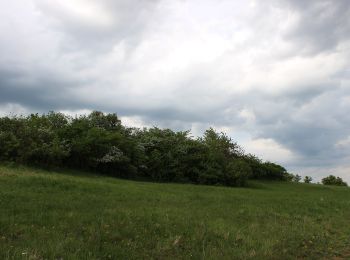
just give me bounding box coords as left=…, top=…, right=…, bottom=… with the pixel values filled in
left=0, top=165, right=350, bottom=259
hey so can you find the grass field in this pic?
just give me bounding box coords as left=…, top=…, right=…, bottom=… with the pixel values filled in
left=0, top=164, right=350, bottom=259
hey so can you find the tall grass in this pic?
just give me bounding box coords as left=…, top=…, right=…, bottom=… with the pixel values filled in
left=1, top=164, right=350, bottom=259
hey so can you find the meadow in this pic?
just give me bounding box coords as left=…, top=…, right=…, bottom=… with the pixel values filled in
left=1, top=164, right=350, bottom=259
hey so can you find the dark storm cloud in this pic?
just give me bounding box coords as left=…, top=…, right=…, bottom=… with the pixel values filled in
left=250, top=84, right=350, bottom=168
left=0, top=66, right=232, bottom=125
left=0, top=66, right=86, bottom=111
left=282, top=0, right=350, bottom=54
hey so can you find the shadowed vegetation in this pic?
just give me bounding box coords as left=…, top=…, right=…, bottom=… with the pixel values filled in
left=0, top=111, right=294, bottom=187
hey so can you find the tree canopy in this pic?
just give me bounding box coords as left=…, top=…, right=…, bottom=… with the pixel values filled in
left=322, top=175, right=348, bottom=186
left=0, top=111, right=297, bottom=187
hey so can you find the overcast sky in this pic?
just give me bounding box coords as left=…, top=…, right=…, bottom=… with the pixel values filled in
left=1, top=0, right=350, bottom=182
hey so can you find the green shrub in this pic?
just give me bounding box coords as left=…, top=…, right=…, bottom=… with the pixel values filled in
left=198, top=167, right=222, bottom=185
left=304, top=176, right=312, bottom=183
left=322, top=175, right=348, bottom=186
left=0, top=111, right=292, bottom=187
left=224, top=160, right=252, bottom=187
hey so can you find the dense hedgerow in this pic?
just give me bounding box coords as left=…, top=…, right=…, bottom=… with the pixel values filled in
left=322, top=175, right=348, bottom=186
left=0, top=111, right=293, bottom=186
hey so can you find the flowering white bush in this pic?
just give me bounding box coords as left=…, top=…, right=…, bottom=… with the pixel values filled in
left=98, top=146, right=127, bottom=163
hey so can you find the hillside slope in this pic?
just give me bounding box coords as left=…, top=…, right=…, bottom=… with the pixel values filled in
left=0, top=165, right=350, bottom=259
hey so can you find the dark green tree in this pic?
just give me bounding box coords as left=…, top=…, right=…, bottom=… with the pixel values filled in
left=304, top=176, right=312, bottom=184
left=293, top=174, right=301, bottom=183
left=322, top=175, right=347, bottom=186
left=0, top=111, right=293, bottom=187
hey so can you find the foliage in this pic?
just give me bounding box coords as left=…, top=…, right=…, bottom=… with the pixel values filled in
left=224, top=159, right=252, bottom=186
left=322, top=175, right=348, bottom=186
left=293, top=174, right=302, bottom=183
left=0, top=111, right=293, bottom=187
left=304, top=176, right=313, bottom=183
left=244, top=154, right=290, bottom=181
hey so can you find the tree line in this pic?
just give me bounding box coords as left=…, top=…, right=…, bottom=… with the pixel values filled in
left=0, top=111, right=346, bottom=187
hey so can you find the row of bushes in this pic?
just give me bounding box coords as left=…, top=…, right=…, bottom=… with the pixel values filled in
left=322, top=175, right=348, bottom=186
left=289, top=175, right=347, bottom=186
left=0, top=111, right=293, bottom=186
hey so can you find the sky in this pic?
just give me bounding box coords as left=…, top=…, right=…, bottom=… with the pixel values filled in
left=1, top=0, right=350, bottom=182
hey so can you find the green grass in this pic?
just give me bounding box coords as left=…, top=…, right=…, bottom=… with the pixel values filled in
left=0, top=165, right=350, bottom=259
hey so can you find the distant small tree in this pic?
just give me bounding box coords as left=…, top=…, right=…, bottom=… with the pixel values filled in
left=322, top=175, right=348, bottom=186
left=304, top=176, right=312, bottom=184
left=293, top=174, right=301, bottom=183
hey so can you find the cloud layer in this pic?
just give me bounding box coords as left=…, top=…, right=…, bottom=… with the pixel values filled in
left=1, top=0, right=350, bottom=182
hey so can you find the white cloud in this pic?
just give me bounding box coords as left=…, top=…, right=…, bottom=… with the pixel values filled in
left=0, top=103, right=30, bottom=117
left=243, top=138, right=297, bottom=165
